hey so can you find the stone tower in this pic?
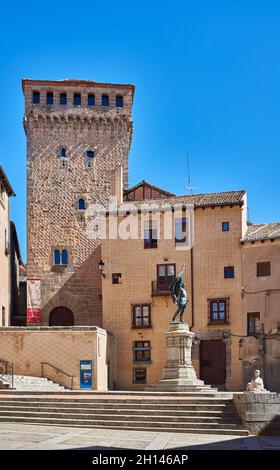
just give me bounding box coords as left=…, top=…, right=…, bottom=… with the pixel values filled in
left=23, top=79, right=134, bottom=326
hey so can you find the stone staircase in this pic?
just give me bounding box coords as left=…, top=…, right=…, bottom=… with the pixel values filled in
left=0, top=392, right=249, bottom=435
left=0, top=375, right=67, bottom=392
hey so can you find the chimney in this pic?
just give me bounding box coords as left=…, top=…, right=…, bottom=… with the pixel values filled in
left=110, top=165, right=123, bottom=205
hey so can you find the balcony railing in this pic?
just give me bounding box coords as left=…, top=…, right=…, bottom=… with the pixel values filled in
left=151, top=280, right=171, bottom=297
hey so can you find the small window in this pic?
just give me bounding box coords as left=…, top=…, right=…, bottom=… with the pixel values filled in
left=209, top=299, right=228, bottom=324
left=132, top=305, right=151, bottom=328
left=47, top=92, right=53, bottom=105
left=54, top=249, right=60, bottom=265
left=144, top=221, right=157, bottom=249
left=102, top=94, right=109, bottom=106
left=33, top=91, right=40, bottom=104
left=112, top=273, right=122, bottom=284
left=61, top=249, right=68, bottom=266
left=86, top=150, right=95, bottom=159
left=60, top=93, right=67, bottom=105
left=134, top=341, right=151, bottom=363
left=224, top=266, right=234, bottom=278
left=73, top=93, right=81, bottom=105
left=78, top=198, right=85, bottom=210
left=116, top=95, right=123, bottom=108
left=133, top=368, right=147, bottom=384
left=88, top=94, right=95, bottom=106
left=222, top=221, right=229, bottom=232
left=257, top=262, right=271, bottom=277
left=175, top=217, right=187, bottom=244
left=247, top=312, right=260, bottom=336
left=2, top=307, right=5, bottom=327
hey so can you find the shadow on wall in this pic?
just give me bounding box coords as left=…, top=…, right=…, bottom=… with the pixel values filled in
left=41, top=245, right=102, bottom=327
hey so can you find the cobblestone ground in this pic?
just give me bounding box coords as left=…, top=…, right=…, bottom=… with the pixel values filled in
left=0, top=423, right=279, bottom=450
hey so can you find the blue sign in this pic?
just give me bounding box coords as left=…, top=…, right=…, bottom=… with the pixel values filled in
left=80, top=360, right=93, bottom=389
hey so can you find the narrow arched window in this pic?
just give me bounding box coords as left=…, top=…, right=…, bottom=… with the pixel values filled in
left=54, top=249, right=60, bottom=265
left=61, top=250, right=68, bottom=266
left=61, top=148, right=67, bottom=158
left=78, top=198, right=85, bottom=210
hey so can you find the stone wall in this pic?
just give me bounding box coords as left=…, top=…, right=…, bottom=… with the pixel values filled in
left=23, top=79, right=134, bottom=327
left=0, top=326, right=111, bottom=390
left=234, top=392, right=280, bottom=435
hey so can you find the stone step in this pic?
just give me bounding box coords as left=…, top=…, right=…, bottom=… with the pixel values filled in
left=0, top=403, right=236, bottom=415
left=0, top=416, right=248, bottom=435
left=0, top=395, right=234, bottom=404
left=0, top=409, right=241, bottom=423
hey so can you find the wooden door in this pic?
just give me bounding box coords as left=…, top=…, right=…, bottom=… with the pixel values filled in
left=200, top=340, right=226, bottom=385
left=49, top=307, right=74, bottom=326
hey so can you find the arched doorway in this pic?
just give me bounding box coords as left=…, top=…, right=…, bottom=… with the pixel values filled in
left=49, top=307, right=74, bottom=326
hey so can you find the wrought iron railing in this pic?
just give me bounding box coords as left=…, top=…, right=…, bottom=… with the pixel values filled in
left=151, top=280, right=171, bottom=296
left=41, top=362, right=74, bottom=389
left=0, top=359, right=14, bottom=389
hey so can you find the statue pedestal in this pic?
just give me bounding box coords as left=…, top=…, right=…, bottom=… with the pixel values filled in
left=147, top=321, right=208, bottom=392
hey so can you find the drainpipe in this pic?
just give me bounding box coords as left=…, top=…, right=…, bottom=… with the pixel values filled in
left=190, top=247, right=194, bottom=330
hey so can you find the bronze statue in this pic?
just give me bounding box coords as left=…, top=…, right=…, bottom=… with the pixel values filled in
left=170, top=266, right=187, bottom=322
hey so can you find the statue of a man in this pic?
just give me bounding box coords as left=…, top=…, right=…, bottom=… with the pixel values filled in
left=246, top=369, right=267, bottom=392
left=169, top=266, right=188, bottom=322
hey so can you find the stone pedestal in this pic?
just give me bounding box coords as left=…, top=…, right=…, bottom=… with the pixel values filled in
left=147, top=321, right=208, bottom=391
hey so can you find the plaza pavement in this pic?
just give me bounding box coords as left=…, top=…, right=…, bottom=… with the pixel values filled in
left=0, top=423, right=279, bottom=450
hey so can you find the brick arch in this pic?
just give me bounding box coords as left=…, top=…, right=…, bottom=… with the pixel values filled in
left=42, top=291, right=89, bottom=326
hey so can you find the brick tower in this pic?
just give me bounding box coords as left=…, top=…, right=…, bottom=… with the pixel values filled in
left=23, top=79, right=134, bottom=326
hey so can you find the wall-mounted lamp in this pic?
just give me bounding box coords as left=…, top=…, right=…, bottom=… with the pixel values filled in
left=163, top=256, right=168, bottom=262
left=98, top=259, right=105, bottom=278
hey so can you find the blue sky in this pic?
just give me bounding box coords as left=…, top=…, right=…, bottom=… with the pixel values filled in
left=1, top=1, right=280, bottom=261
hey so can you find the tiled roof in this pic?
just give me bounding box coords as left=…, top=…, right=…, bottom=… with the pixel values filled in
left=243, top=223, right=280, bottom=241
left=114, top=190, right=246, bottom=212
left=0, top=165, right=15, bottom=196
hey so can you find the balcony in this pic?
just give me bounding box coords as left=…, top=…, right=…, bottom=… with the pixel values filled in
left=151, top=280, right=171, bottom=297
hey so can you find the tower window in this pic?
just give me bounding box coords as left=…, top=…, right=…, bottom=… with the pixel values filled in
left=73, top=93, right=81, bottom=105
left=86, top=150, right=95, bottom=159
left=88, top=94, right=95, bottom=106
left=78, top=198, right=85, bottom=210
left=60, top=93, right=67, bottom=105
left=61, top=148, right=67, bottom=158
left=61, top=249, right=68, bottom=266
left=116, top=95, right=123, bottom=108
left=33, top=91, right=40, bottom=104
left=47, top=92, right=53, bottom=105
left=54, top=249, right=60, bottom=265
left=102, top=94, right=109, bottom=106
left=222, top=221, right=229, bottom=232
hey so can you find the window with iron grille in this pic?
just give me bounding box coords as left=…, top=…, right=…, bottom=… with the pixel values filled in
left=247, top=312, right=260, bottom=336
left=208, top=298, right=229, bottom=324
left=133, top=368, right=147, bottom=384
left=134, top=341, right=151, bottom=362
left=73, top=93, right=81, bottom=105
left=132, top=305, right=151, bottom=328
left=102, top=94, right=109, bottom=106
left=257, top=261, right=271, bottom=277
left=224, top=266, right=234, bottom=278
